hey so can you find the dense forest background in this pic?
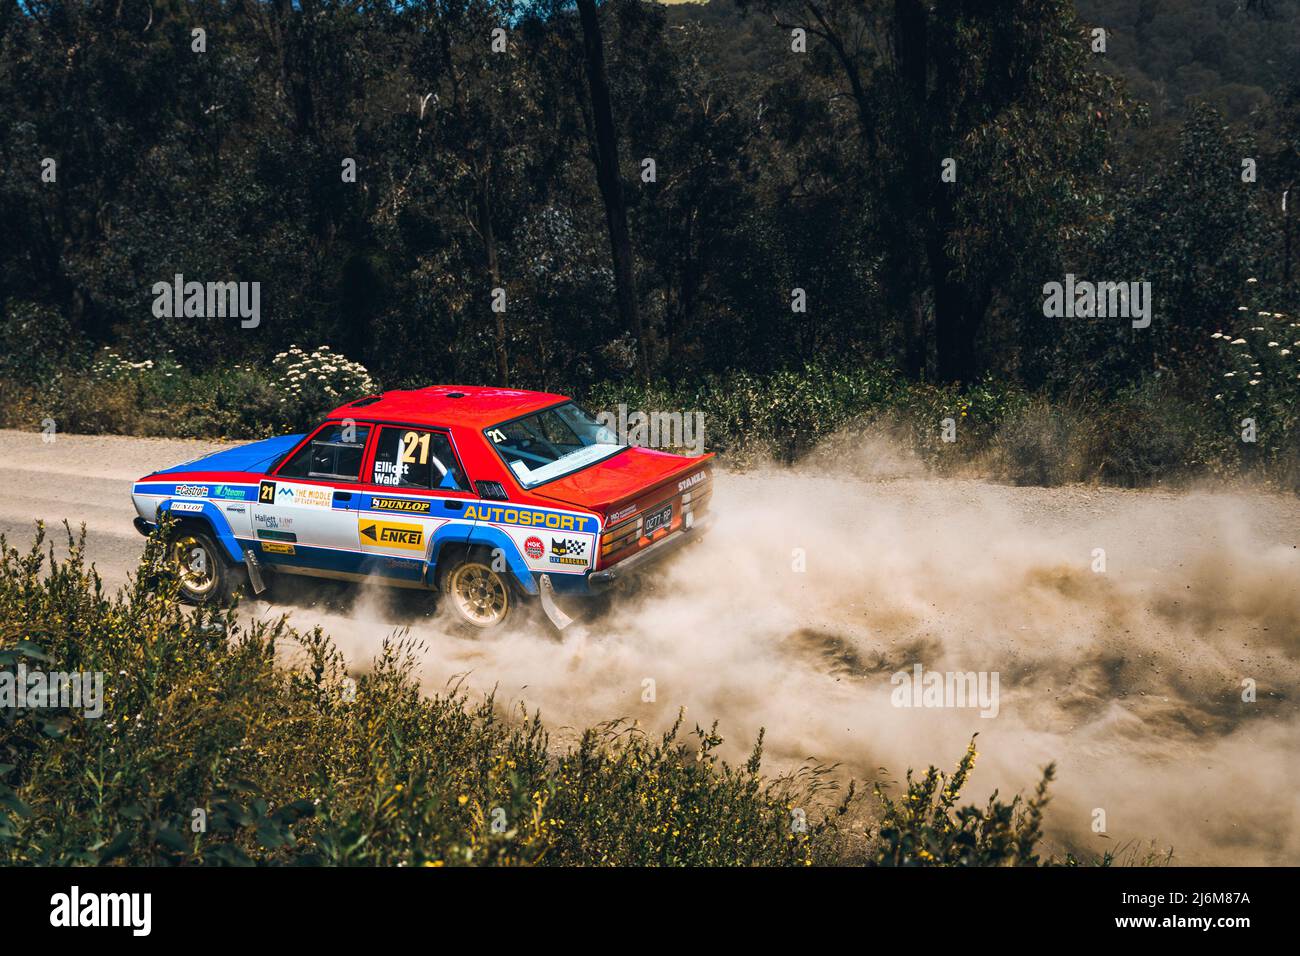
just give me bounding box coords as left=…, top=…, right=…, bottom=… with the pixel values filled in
left=1, top=0, right=1298, bottom=480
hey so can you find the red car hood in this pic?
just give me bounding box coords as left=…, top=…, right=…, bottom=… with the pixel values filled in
left=535, top=447, right=713, bottom=514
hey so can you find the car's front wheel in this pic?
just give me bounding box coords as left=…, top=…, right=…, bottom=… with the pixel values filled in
left=442, top=556, right=514, bottom=630
left=169, top=530, right=238, bottom=605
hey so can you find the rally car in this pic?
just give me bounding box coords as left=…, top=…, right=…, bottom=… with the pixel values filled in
left=130, top=386, right=713, bottom=629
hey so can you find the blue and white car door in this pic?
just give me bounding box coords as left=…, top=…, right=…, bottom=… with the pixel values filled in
left=252, top=424, right=371, bottom=569
left=354, top=426, right=474, bottom=582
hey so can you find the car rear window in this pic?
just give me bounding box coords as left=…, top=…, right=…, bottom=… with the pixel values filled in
left=277, top=424, right=371, bottom=481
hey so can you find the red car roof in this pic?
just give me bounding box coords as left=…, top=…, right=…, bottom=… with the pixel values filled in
left=324, top=385, right=569, bottom=430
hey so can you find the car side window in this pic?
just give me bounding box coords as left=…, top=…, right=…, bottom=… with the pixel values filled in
left=371, top=427, right=468, bottom=491
left=277, top=424, right=372, bottom=482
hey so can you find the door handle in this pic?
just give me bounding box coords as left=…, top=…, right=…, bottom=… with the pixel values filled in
left=333, top=492, right=352, bottom=504
left=444, top=500, right=463, bottom=510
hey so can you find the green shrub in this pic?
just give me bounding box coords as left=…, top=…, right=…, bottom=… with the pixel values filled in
left=0, top=526, right=1070, bottom=866
left=0, top=525, right=850, bottom=866
left=992, top=395, right=1081, bottom=486
left=869, top=737, right=1059, bottom=866
left=1086, top=378, right=1201, bottom=487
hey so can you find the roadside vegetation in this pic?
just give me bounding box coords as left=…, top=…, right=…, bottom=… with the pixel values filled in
left=3, top=299, right=1297, bottom=490
left=1, top=524, right=1073, bottom=866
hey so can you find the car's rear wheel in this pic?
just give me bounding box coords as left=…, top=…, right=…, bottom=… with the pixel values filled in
left=169, top=530, right=238, bottom=605
left=442, top=556, right=514, bottom=630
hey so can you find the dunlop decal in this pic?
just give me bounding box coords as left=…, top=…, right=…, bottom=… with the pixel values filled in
left=369, top=496, right=432, bottom=515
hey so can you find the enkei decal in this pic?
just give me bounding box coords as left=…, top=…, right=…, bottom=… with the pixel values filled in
left=524, top=536, right=544, bottom=559
left=369, top=496, right=431, bottom=515
left=358, top=520, right=425, bottom=551
left=168, top=501, right=205, bottom=513
left=262, top=542, right=295, bottom=555
left=174, top=484, right=209, bottom=497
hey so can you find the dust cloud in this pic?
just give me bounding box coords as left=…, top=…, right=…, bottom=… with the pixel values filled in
left=261, top=445, right=1300, bottom=865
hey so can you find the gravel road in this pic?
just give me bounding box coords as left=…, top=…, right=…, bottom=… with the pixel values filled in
left=3, top=428, right=1297, bottom=864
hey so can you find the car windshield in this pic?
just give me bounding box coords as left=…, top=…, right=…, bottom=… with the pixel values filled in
left=484, top=403, right=622, bottom=489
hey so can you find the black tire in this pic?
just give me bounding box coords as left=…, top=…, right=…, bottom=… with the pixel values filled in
left=167, top=529, right=242, bottom=605
left=439, top=551, right=516, bottom=630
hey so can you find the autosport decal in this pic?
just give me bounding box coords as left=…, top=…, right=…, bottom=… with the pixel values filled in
left=367, top=496, right=432, bottom=515
left=465, top=504, right=597, bottom=534
left=358, top=520, right=425, bottom=551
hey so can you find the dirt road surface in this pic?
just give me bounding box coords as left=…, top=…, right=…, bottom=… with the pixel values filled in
left=2, top=428, right=1298, bottom=864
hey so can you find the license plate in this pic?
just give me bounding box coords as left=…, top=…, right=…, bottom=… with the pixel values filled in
left=644, top=503, right=673, bottom=535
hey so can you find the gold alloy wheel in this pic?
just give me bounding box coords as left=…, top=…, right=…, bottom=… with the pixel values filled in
left=171, top=534, right=217, bottom=598
left=448, top=561, right=510, bottom=627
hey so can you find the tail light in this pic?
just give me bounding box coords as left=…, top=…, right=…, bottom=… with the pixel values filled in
left=680, top=480, right=712, bottom=527
left=601, top=514, right=641, bottom=559
left=599, top=470, right=713, bottom=561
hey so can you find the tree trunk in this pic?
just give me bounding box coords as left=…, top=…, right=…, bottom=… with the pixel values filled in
left=475, top=168, right=510, bottom=387
left=576, top=0, right=648, bottom=381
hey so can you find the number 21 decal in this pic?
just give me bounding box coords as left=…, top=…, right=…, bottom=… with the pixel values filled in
left=400, top=431, right=430, bottom=465
left=259, top=481, right=276, bottom=503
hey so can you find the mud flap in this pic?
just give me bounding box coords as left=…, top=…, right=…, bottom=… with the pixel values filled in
left=243, top=548, right=267, bottom=596
left=538, top=574, right=572, bottom=631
